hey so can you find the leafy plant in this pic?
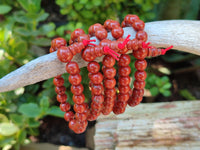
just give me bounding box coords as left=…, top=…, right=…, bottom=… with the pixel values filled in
left=146, top=74, right=172, bottom=97
left=0, top=96, right=64, bottom=150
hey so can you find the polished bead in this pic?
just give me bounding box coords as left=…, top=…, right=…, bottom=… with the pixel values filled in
left=132, top=88, right=144, bottom=97
left=135, top=59, right=147, bottom=71
left=91, top=84, right=104, bottom=95
left=128, top=96, right=143, bottom=107
left=57, top=46, right=73, bottom=63
left=118, top=54, right=131, bottom=66
left=127, top=39, right=138, bottom=51
left=133, top=48, right=148, bottom=60
left=81, top=47, right=95, bottom=62
left=64, top=111, right=74, bottom=122
left=117, top=93, right=130, bottom=102
left=104, top=88, right=116, bottom=97
left=118, top=66, right=131, bottom=76
left=66, top=61, right=80, bottom=75
left=103, top=67, right=116, bottom=79
left=91, top=102, right=103, bottom=111
left=51, top=37, right=66, bottom=50
left=74, top=103, right=87, bottom=113
left=90, top=72, right=103, bottom=84
left=75, top=112, right=87, bottom=121
left=53, top=77, right=64, bottom=87
left=55, top=86, right=66, bottom=95
left=95, top=28, right=108, bottom=41
left=134, top=80, right=146, bottom=89
left=72, top=93, right=85, bottom=104
left=77, top=34, right=90, bottom=42
left=60, top=102, right=71, bottom=112
left=69, top=74, right=82, bottom=85
left=104, top=78, right=116, bottom=89
left=134, top=70, right=147, bottom=81
left=132, top=19, right=145, bottom=31
left=136, top=31, right=147, bottom=42
left=104, top=20, right=120, bottom=31
left=102, top=55, right=116, bottom=67
left=124, top=14, right=139, bottom=26
left=57, top=94, right=67, bottom=103
left=87, top=61, right=100, bottom=74
left=49, top=47, right=55, bottom=53
left=88, top=23, right=102, bottom=36
left=70, top=28, right=85, bottom=41
left=118, top=85, right=131, bottom=94
left=92, top=94, right=104, bottom=104
left=71, top=84, right=84, bottom=95
left=118, top=76, right=130, bottom=86
left=121, top=20, right=126, bottom=27
left=111, top=26, right=124, bottom=39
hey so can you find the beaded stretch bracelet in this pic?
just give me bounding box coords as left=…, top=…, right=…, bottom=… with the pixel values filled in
left=49, top=14, right=173, bottom=134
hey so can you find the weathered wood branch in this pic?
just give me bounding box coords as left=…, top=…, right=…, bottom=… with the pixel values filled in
left=94, top=101, right=200, bottom=150
left=0, top=20, right=200, bottom=92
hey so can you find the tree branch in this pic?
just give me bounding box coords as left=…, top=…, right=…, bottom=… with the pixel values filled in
left=0, top=20, right=200, bottom=92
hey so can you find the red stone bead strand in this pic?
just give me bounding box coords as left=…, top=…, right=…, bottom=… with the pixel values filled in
left=113, top=54, right=131, bottom=114
left=50, top=38, right=78, bottom=132
left=66, top=61, right=89, bottom=133
left=101, top=55, right=117, bottom=115
left=87, top=61, right=104, bottom=121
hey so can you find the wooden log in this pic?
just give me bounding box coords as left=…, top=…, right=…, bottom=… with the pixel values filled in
left=0, top=20, right=200, bottom=93
left=94, top=101, right=200, bottom=150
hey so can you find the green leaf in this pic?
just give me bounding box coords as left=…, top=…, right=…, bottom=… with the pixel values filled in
left=0, top=123, right=19, bottom=136
left=149, top=87, right=159, bottom=96
left=28, top=118, right=40, bottom=128
left=40, top=96, right=50, bottom=112
left=17, top=0, right=41, bottom=13
left=0, top=136, right=14, bottom=147
left=18, top=103, right=41, bottom=118
left=36, top=12, right=49, bottom=22
left=0, top=114, right=8, bottom=123
left=39, top=22, right=55, bottom=35
left=27, top=128, right=39, bottom=136
left=161, top=90, right=171, bottom=97
left=30, top=38, right=51, bottom=46
left=14, top=27, right=30, bottom=37
left=17, top=130, right=27, bottom=144
left=162, top=83, right=172, bottom=89
left=46, top=106, right=65, bottom=118
left=0, top=5, right=12, bottom=14
left=9, top=114, right=24, bottom=126
left=179, top=89, right=196, bottom=100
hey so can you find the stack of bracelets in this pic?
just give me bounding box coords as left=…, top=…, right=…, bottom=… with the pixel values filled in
left=49, top=14, right=173, bottom=134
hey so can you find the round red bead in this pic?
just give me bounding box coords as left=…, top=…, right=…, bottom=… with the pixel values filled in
left=71, top=84, right=84, bottom=95
left=64, top=111, right=74, bottom=122
left=66, top=62, right=80, bottom=75
left=69, top=74, right=82, bottom=85
left=87, top=61, right=100, bottom=74
left=57, top=46, right=73, bottom=63
left=134, top=70, right=147, bottom=81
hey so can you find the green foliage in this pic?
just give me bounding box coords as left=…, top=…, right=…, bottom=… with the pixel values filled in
left=55, top=0, right=160, bottom=39
left=179, top=89, right=196, bottom=100
left=146, top=74, right=172, bottom=97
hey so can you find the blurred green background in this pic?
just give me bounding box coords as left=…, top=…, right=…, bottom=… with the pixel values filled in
left=0, top=0, right=200, bottom=149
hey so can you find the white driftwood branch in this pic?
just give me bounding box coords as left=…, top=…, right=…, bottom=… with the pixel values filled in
left=0, top=20, right=200, bottom=92
left=94, top=101, right=200, bottom=150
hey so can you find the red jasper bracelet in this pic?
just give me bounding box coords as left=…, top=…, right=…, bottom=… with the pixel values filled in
left=49, top=14, right=173, bottom=134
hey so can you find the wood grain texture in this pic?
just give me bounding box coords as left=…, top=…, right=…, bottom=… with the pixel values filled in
left=94, top=101, right=200, bottom=150
left=0, top=20, right=200, bottom=92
